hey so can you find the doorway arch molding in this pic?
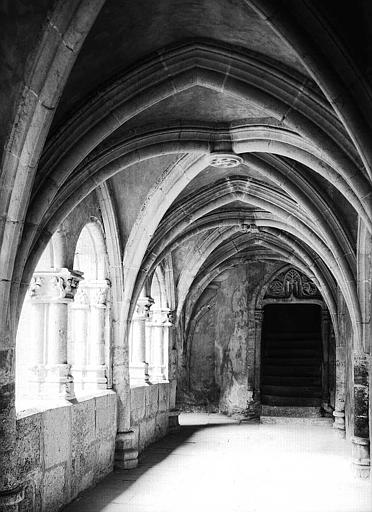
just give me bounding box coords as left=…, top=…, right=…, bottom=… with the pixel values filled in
left=255, top=264, right=334, bottom=333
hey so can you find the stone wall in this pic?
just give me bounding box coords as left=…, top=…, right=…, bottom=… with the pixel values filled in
left=16, top=391, right=117, bottom=512
left=130, top=383, right=170, bottom=454
left=178, top=261, right=340, bottom=419
left=178, top=262, right=280, bottom=416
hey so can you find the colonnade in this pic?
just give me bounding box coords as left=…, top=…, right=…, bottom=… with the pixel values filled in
left=16, top=268, right=110, bottom=400
left=129, top=292, right=173, bottom=386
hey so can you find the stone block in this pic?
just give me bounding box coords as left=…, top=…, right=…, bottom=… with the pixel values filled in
left=42, top=464, right=66, bottom=512
left=130, top=386, right=146, bottom=424
left=138, top=417, right=156, bottom=453
left=43, top=405, right=71, bottom=469
left=169, top=379, right=177, bottom=409
left=19, top=474, right=43, bottom=512
left=155, top=412, right=168, bottom=439
left=158, top=383, right=170, bottom=412
left=71, top=398, right=95, bottom=457
left=95, top=438, right=115, bottom=479
left=95, top=391, right=117, bottom=439
left=16, top=412, right=42, bottom=478
left=146, top=384, right=159, bottom=417
left=70, top=446, right=96, bottom=499
left=168, top=409, right=181, bottom=432
left=0, top=347, right=14, bottom=386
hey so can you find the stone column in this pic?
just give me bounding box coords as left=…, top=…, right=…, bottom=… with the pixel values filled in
left=40, top=268, right=82, bottom=399
left=17, top=278, right=48, bottom=397
left=85, top=280, right=110, bottom=390
left=148, top=308, right=171, bottom=383
left=253, top=309, right=264, bottom=409
left=70, top=287, right=89, bottom=392
left=352, top=353, right=370, bottom=478
left=166, top=310, right=180, bottom=431
left=129, top=295, right=153, bottom=386
left=333, top=344, right=346, bottom=436
left=321, top=309, right=331, bottom=412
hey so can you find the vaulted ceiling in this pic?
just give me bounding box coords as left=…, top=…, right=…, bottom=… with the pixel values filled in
left=2, top=0, right=372, bottom=347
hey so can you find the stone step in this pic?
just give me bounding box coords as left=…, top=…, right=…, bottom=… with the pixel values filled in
left=261, top=405, right=323, bottom=417
left=265, top=348, right=321, bottom=356
left=263, top=376, right=321, bottom=386
left=264, top=334, right=321, bottom=341
left=264, top=337, right=321, bottom=343
left=263, top=358, right=321, bottom=366
left=262, top=366, right=321, bottom=377
left=260, top=416, right=333, bottom=426
left=262, top=385, right=322, bottom=397
left=261, top=395, right=322, bottom=407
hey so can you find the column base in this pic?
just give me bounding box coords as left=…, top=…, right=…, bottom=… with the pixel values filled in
left=115, top=430, right=139, bottom=469
left=18, top=364, right=47, bottom=398
left=72, top=365, right=107, bottom=393
left=149, top=374, right=167, bottom=384
left=352, top=436, right=370, bottom=479
left=44, top=364, right=75, bottom=399
left=129, top=362, right=150, bottom=386
left=168, top=409, right=181, bottom=432
left=0, top=485, right=24, bottom=511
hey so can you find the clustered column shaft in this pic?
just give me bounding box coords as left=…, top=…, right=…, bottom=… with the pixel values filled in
left=129, top=294, right=154, bottom=385
left=20, top=269, right=83, bottom=399
left=352, top=352, right=370, bottom=478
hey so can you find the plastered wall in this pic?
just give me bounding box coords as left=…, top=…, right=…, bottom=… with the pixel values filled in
left=178, top=261, right=340, bottom=420
left=178, top=262, right=280, bottom=416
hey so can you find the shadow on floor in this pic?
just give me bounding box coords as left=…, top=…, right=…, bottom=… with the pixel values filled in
left=63, top=415, right=371, bottom=512
left=63, top=423, right=212, bottom=511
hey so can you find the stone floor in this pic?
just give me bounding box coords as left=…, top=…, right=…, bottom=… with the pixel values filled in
left=64, top=413, right=371, bottom=512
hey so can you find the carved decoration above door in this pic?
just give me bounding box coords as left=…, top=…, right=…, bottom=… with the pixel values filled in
left=265, top=268, right=321, bottom=300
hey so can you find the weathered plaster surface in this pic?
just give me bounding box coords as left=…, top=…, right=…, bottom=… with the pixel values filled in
left=178, top=261, right=281, bottom=416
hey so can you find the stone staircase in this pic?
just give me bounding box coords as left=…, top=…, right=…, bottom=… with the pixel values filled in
left=261, top=331, right=322, bottom=407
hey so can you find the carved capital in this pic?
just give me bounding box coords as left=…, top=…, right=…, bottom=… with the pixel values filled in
left=151, top=307, right=173, bottom=325
left=167, top=309, right=176, bottom=325
left=29, top=268, right=83, bottom=302
left=95, top=278, right=111, bottom=305
left=134, top=296, right=154, bottom=319
left=74, top=286, right=90, bottom=305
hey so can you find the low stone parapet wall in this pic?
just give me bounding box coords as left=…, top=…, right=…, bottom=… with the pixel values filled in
left=16, top=391, right=117, bottom=511
left=130, top=383, right=170, bottom=453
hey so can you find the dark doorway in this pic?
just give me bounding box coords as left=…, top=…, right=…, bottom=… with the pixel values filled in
left=261, top=304, right=322, bottom=407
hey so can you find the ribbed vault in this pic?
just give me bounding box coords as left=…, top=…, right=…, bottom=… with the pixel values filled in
left=2, top=1, right=372, bottom=505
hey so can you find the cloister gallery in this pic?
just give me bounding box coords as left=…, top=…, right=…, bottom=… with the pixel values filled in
left=0, top=1, right=372, bottom=510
